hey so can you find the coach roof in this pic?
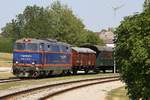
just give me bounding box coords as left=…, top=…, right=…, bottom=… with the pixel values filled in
left=72, top=47, right=96, bottom=53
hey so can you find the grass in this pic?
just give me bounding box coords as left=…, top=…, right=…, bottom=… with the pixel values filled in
left=0, top=72, right=15, bottom=79
left=0, top=53, right=12, bottom=67
left=0, top=73, right=117, bottom=90
left=106, top=86, right=129, bottom=100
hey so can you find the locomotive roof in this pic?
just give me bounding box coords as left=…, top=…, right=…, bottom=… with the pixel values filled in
left=16, top=38, right=70, bottom=46
left=96, top=46, right=113, bottom=52
left=72, top=47, right=96, bottom=54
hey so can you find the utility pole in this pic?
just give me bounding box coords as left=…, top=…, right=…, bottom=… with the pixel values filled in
left=112, top=4, right=124, bottom=73
left=112, top=4, right=125, bottom=19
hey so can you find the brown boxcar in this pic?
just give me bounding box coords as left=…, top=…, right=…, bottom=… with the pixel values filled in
left=71, top=47, right=96, bottom=74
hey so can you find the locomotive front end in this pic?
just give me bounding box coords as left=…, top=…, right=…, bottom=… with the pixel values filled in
left=12, top=39, right=42, bottom=77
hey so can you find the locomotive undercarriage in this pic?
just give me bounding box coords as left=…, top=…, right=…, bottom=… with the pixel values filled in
left=12, top=66, right=72, bottom=78
left=95, top=66, right=114, bottom=73
left=72, top=66, right=96, bottom=74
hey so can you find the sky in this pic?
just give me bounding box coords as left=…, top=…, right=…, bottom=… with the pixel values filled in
left=0, top=0, right=144, bottom=32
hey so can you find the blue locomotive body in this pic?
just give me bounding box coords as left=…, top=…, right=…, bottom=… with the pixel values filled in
left=13, top=52, right=42, bottom=64
left=12, top=38, right=72, bottom=77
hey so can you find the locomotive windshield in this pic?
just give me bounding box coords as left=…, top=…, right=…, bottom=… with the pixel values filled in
left=14, top=43, right=38, bottom=51
left=14, top=43, right=25, bottom=50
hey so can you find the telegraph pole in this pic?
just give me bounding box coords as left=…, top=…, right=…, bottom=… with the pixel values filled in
left=112, top=4, right=124, bottom=73
left=112, top=4, right=125, bottom=19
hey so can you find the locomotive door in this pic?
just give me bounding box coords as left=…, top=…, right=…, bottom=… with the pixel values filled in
left=40, top=43, right=46, bottom=67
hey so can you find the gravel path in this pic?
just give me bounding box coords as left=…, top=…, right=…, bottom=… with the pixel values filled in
left=49, top=81, right=124, bottom=100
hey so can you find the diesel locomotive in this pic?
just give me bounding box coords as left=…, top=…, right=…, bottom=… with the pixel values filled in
left=12, top=38, right=97, bottom=77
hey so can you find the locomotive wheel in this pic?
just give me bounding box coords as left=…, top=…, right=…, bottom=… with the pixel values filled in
left=32, top=71, right=39, bottom=78
left=61, top=70, right=66, bottom=76
left=84, top=69, right=89, bottom=74
left=67, top=70, right=71, bottom=75
left=64, top=70, right=71, bottom=75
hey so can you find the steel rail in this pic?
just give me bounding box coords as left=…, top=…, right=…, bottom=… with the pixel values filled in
left=0, top=76, right=120, bottom=100
left=40, top=78, right=119, bottom=100
left=0, top=77, right=22, bottom=83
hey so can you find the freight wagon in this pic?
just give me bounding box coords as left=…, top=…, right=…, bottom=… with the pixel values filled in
left=81, top=45, right=114, bottom=73
left=71, top=47, right=96, bottom=74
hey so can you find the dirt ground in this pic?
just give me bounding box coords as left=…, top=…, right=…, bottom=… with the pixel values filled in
left=49, top=81, right=124, bottom=100
left=0, top=53, right=12, bottom=67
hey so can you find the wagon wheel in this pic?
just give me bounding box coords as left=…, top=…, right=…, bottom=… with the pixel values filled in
left=73, top=69, right=77, bottom=75
left=102, top=69, right=106, bottom=73
left=94, top=69, right=100, bottom=74
left=84, top=69, right=89, bottom=74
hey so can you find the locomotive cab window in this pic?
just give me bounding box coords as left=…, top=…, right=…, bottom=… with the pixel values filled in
left=26, top=43, right=38, bottom=51
left=60, top=45, right=70, bottom=52
left=14, top=43, right=38, bottom=51
left=51, top=45, right=60, bottom=52
left=47, top=45, right=51, bottom=51
left=14, top=43, right=25, bottom=50
left=40, top=43, right=45, bottom=50
left=66, top=46, right=71, bottom=52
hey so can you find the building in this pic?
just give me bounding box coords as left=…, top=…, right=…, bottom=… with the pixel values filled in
left=96, top=30, right=115, bottom=48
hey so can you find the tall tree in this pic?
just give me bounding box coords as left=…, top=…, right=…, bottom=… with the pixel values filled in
left=83, top=30, right=103, bottom=45
left=115, top=2, right=150, bottom=99
left=2, top=1, right=102, bottom=46
left=144, top=0, right=150, bottom=11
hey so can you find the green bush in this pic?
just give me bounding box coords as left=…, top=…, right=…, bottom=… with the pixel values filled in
left=0, top=37, right=13, bottom=53
left=115, top=10, right=150, bottom=100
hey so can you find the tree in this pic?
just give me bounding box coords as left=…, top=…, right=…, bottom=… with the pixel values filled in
left=2, top=5, right=48, bottom=40
left=2, top=1, right=102, bottom=46
left=47, top=1, right=85, bottom=45
left=83, top=30, right=103, bottom=45
left=144, top=0, right=150, bottom=11
left=115, top=3, right=150, bottom=99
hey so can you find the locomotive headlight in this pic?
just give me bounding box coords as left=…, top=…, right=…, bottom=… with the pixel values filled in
left=15, top=61, right=19, bottom=64
left=32, top=62, right=35, bottom=65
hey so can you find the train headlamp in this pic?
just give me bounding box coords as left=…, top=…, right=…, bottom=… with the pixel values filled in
left=15, top=61, right=19, bottom=64
left=32, top=62, right=35, bottom=65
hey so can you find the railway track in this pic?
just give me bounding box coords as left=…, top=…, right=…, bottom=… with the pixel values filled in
left=0, top=77, right=22, bottom=83
left=0, top=76, right=120, bottom=100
